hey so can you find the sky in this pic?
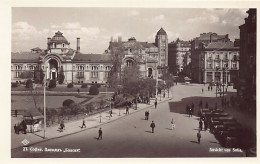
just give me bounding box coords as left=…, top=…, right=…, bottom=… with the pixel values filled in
left=12, top=8, right=248, bottom=54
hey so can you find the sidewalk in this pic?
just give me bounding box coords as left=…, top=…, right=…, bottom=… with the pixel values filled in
left=11, top=92, right=172, bottom=150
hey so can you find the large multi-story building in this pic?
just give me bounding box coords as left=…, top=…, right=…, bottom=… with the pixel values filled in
left=168, top=38, right=191, bottom=75
left=191, top=32, right=237, bottom=83
left=191, top=32, right=239, bottom=83
left=237, top=9, right=256, bottom=113
left=11, top=29, right=166, bottom=84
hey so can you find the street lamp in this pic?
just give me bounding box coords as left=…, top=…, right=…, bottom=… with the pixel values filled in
left=216, top=67, right=219, bottom=98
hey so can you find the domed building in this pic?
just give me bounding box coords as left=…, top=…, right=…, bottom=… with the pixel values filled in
left=11, top=28, right=168, bottom=84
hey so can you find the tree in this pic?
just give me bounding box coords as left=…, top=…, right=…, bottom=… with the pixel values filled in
left=122, top=63, right=142, bottom=96
left=58, top=66, right=65, bottom=84
left=107, top=39, right=125, bottom=89
left=20, top=71, right=33, bottom=79
left=39, top=68, right=45, bottom=84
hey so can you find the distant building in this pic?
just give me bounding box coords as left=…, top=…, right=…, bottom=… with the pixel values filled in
left=168, top=38, right=191, bottom=75
left=12, top=28, right=167, bottom=84
left=191, top=32, right=239, bottom=83
left=12, top=31, right=113, bottom=84
left=238, top=9, right=256, bottom=113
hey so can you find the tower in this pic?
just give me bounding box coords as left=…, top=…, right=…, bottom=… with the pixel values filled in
left=155, top=28, right=168, bottom=66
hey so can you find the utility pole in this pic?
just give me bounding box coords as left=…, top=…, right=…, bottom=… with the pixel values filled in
left=43, top=80, right=46, bottom=138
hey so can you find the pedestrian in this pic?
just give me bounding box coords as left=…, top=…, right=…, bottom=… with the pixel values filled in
left=81, top=118, right=86, bottom=128
left=204, top=119, right=208, bottom=130
left=197, top=131, right=201, bottom=144
left=110, top=110, right=113, bottom=117
left=126, top=105, right=129, bottom=115
left=98, top=128, right=102, bottom=140
left=145, top=111, right=148, bottom=120
left=171, top=119, right=175, bottom=130
left=77, top=88, right=80, bottom=94
left=154, top=98, right=157, bottom=109
left=186, top=105, right=189, bottom=115
left=199, top=119, right=203, bottom=130
left=211, top=86, right=213, bottom=91
left=60, top=119, right=65, bottom=132
left=208, top=86, right=210, bottom=91
left=191, top=102, right=194, bottom=110
left=14, top=124, right=18, bottom=134
left=202, top=88, right=204, bottom=94
left=163, top=92, right=165, bottom=98
left=191, top=106, right=194, bottom=117
left=22, top=120, right=27, bottom=134
left=205, top=102, right=208, bottom=108
left=147, top=111, right=150, bottom=120
left=150, top=121, right=155, bottom=133
left=15, top=109, right=18, bottom=117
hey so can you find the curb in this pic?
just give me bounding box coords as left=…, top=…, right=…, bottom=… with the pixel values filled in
left=11, top=97, right=172, bottom=151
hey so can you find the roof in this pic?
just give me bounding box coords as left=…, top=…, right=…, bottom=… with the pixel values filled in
left=50, top=31, right=69, bottom=44
left=139, top=42, right=158, bottom=48
left=73, top=53, right=112, bottom=63
left=196, top=32, right=228, bottom=41
left=205, top=41, right=239, bottom=50
left=11, top=52, right=41, bottom=63
left=157, top=28, right=167, bottom=35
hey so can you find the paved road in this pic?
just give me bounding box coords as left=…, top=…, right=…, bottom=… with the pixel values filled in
left=11, top=84, right=244, bottom=157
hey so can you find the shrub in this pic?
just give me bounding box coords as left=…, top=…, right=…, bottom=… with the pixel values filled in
left=89, top=85, right=99, bottom=95
left=11, top=83, right=18, bottom=88
left=67, top=83, right=74, bottom=88
left=48, top=79, right=56, bottom=88
left=62, top=99, right=75, bottom=107
left=25, top=79, right=33, bottom=88
left=95, top=83, right=101, bottom=88
left=81, top=83, right=88, bottom=88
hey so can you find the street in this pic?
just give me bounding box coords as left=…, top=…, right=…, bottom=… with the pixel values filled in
left=11, top=84, right=245, bottom=157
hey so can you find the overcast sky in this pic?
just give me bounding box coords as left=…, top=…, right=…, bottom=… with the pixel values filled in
left=12, top=8, right=248, bottom=53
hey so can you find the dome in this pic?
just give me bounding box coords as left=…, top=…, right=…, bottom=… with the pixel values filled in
left=50, top=31, right=70, bottom=44
left=156, top=28, right=167, bottom=35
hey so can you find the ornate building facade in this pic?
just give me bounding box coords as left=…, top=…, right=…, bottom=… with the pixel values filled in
left=168, top=38, right=191, bottom=75
left=191, top=32, right=239, bottom=83
left=11, top=28, right=167, bottom=84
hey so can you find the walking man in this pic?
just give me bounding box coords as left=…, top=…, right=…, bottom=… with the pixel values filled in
left=171, top=119, right=175, bottom=130
left=199, top=119, right=203, bottom=130
left=145, top=111, right=148, bottom=120
left=109, top=110, right=113, bottom=117
left=98, top=128, right=102, bottom=140
left=125, top=105, right=129, bottom=115
left=154, top=98, right=157, bottom=109
left=150, top=121, right=156, bottom=133
left=197, top=131, right=201, bottom=144
left=202, top=88, right=204, bottom=94
left=81, top=118, right=86, bottom=128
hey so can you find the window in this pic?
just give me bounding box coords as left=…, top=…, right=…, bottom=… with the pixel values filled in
left=91, top=72, right=98, bottom=78
left=215, top=54, right=219, bottom=59
left=208, top=62, right=212, bottom=69
left=232, top=63, right=237, bottom=69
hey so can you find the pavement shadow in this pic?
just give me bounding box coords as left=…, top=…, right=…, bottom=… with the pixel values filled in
left=93, top=137, right=99, bottom=140
left=209, top=141, right=220, bottom=144
left=168, top=92, right=237, bottom=117
left=190, top=141, right=199, bottom=144
left=165, top=128, right=172, bottom=130
left=145, top=130, right=153, bottom=133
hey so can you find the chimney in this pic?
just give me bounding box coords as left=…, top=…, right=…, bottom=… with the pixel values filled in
left=47, top=37, right=51, bottom=49
left=77, top=38, right=80, bottom=52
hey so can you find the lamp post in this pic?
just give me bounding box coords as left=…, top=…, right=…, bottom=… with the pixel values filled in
left=216, top=67, right=219, bottom=98
left=43, top=66, right=48, bottom=139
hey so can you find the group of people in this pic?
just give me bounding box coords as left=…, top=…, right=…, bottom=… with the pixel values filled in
left=185, top=103, right=194, bottom=117
left=14, top=120, right=27, bottom=135
left=144, top=111, right=150, bottom=120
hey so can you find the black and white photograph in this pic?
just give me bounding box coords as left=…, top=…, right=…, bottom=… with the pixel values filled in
left=2, top=0, right=258, bottom=161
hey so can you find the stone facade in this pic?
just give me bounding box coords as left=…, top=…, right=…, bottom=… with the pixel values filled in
left=168, top=38, right=191, bottom=75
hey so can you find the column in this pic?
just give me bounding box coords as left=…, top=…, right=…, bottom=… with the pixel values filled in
left=220, top=71, right=223, bottom=83
left=212, top=71, right=215, bottom=82
left=204, top=71, right=207, bottom=83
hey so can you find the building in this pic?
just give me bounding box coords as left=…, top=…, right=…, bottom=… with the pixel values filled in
left=155, top=28, right=168, bottom=67
left=11, top=31, right=113, bottom=84
left=168, top=38, right=191, bottom=75
left=191, top=32, right=235, bottom=83
left=238, top=9, right=256, bottom=113
left=191, top=34, right=239, bottom=84
left=12, top=28, right=166, bottom=84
